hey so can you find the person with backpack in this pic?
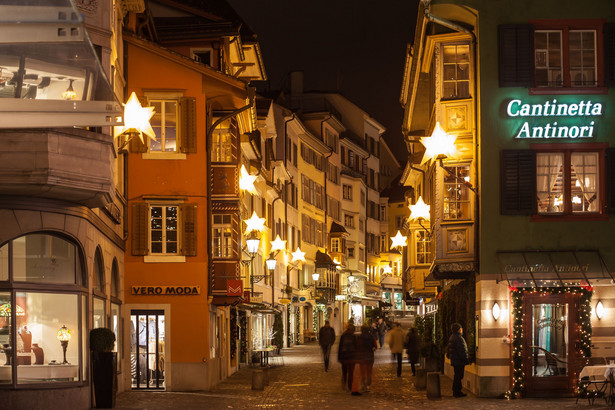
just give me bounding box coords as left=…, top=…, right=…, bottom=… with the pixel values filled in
left=338, top=323, right=359, bottom=395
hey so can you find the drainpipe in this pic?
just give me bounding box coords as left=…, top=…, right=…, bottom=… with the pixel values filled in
left=421, top=0, right=480, bottom=277
left=283, top=114, right=295, bottom=287
left=321, top=114, right=333, bottom=229
left=206, top=86, right=256, bottom=304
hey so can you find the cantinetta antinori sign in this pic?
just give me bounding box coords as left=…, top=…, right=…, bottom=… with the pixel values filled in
left=506, top=99, right=603, bottom=139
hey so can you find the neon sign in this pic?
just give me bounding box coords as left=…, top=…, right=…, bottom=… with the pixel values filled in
left=506, top=99, right=603, bottom=139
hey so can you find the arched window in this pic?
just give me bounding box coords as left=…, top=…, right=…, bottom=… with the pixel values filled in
left=93, top=247, right=106, bottom=329
left=94, top=247, right=105, bottom=293
left=110, top=258, right=119, bottom=299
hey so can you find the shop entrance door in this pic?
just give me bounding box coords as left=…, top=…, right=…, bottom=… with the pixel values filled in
left=523, top=293, right=579, bottom=397
left=131, top=310, right=165, bottom=390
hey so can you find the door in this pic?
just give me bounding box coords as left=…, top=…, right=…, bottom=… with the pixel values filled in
left=131, top=310, right=165, bottom=390
left=523, top=293, right=579, bottom=397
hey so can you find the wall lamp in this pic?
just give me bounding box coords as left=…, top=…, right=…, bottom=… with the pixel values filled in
left=596, top=300, right=605, bottom=320
left=492, top=301, right=501, bottom=321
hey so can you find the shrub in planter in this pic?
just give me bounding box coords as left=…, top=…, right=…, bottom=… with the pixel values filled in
left=90, top=328, right=117, bottom=409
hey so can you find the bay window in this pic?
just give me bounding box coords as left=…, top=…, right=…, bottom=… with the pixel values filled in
left=443, top=164, right=471, bottom=220
left=213, top=214, right=233, bottom=258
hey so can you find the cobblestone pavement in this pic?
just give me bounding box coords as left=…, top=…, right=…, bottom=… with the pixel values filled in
left=114, top=342, right=607, bottom=409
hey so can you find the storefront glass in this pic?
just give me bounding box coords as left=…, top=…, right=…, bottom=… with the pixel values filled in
left=531, top=303, right=569, bottom=377
left=93, top=297, right=105, bottom=328
left=0, top=292, right=12, bottom=384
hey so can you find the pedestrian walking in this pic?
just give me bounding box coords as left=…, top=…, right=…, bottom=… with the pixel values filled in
left=405, top=327, right=420, bottom=376
left=357, top=324, right=377, bottom=392
left=447, top=322, right=469, bottom=398
left=387, top=322, right=405, bottom=377
left=370, top=321, right=378, bottom=342
left=318, top=320, right=336, bottom=371
left=377, top=317, right=387, bottom=349
left=338, top=323, right=360, bottom=395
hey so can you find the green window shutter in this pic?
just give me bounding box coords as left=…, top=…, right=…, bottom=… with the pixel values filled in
left=180, top=97, right=197, bottom=153
left=131, top=202, right=149, bottom=255
left=498, top=24, right=534, bottom=87
left=604, top=23, right=615, bottom=87
left=606, top=148, right=615, bottom=213
left=182, top=203, right=197, bottom=256
left=501, top=150, right=536, bottom=215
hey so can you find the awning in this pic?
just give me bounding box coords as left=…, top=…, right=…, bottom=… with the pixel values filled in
left=497, top=250, right=614, bottom=288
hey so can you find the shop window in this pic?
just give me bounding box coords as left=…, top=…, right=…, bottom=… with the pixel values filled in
left=499, top=21, right=615, bottom=89
left=111, top=302, right=121, bottom=373
left=93, top=297, right=105, bottom=328
left=442, top=43, right=470, bottom=99
left=415, top=230, right=432, bottom=265
left=0, top=292, right=12, bottom=384
left=213, top=214, right=233, bottom=258
left=443, top=164, right=471, bottom=220
left=0, top=243, right=7, bottom=281
left=501, top=146, right=613, bottom=217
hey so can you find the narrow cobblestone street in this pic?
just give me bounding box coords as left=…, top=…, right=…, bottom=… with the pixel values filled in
left=114, top=341, right=604, bottom=409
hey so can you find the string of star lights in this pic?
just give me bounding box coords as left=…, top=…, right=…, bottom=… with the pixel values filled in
left=502, top=285, right=592, bottom=400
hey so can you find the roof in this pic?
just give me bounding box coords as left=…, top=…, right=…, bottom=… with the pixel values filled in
left=329, top=221, right=349, bottom=235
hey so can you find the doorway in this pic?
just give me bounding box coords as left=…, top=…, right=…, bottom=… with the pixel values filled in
left=131, top=310, right=165, bottom=390
left=522, top=293, right=579, bottom=397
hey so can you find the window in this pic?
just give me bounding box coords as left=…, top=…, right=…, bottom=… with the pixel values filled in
left=343, top=184, right=353, bottom=200
left=212, top=119, right=233, bottom=162
left=150, top=205, right=178, bottom=254
left=535, top=29, right=596, bottom=87
left=213, top=214, right=233, bottom=258
left=331, top=238, right=340, bottom=253
left=415, top=230, right=432, bottom=265
left=380, top=205, right=387, bottom=221
left=395, top=215, right=406, bottom=230
left=498, top=21, right=613, bottom=89
left=537, top=151, right=599, bottom=214
left=380, top=235, right=387, bottom=254
left=443, top=164, right=471, bottom=220
left=360, top=190, right=366, bottom=206
left=191, top=48, right=212, bottom=66
left=442, top=43, right=470, bottom=99
left=359, top=218, right=364, bottom=232
left=501, top=147, right=611, bottom=217
left=348, top=247, right=355, bottom=258
left=344, top=214, right=354, bottom=228
left=328, top=196, right=341, bottom=221
left=150, top=100, right=178, bottom=152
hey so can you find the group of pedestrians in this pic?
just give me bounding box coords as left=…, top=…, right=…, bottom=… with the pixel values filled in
left=318, top=319, right=469, bottom=398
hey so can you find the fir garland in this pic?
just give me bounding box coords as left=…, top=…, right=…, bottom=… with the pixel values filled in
left=503, top=285, right=592, bottom=400
left=239, top=311, right=248, bottom=363
left=287, top=304, right=292, bottom=347
left=230, top=308, right=237, bottom=360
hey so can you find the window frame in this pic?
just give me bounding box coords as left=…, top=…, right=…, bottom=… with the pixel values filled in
left=148, top=203, right=181, bottom=256
left=212, top=214, right=233, bottom=259
left=442, top=163, right=472, bottom=221
left=148, top=98, right=180, bottom=153
left=529, top=19, right=606, bottom=94
left=441, top=42, right=471, bottom=100
left=415, top=229, right=432, bottom=265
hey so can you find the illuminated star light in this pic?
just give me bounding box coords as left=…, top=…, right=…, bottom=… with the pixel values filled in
left=291, top=247, right=306, bottom=263
left=390, top=231, right=407, bottom=249
left=270, top=235, right=287, bottom=252
left=382, top=264, right=393, bottom=274
left=244, top=211, right=266, bottom=234
left=420, top=122, right=457, bottom=164
left=239, top=165, right=258, bottom=194
left=409, top=196, right=431, bottom=221
left=114, top=92, right=156, bottom=144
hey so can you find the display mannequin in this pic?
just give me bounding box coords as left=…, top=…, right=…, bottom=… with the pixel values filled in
left=19, top=326, right=32, bottom=353
left=32, top=343, right=44, bottom=364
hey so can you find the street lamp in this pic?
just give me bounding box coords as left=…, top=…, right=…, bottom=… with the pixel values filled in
left=245, top=232, right=260, bottom=257
left=266, top=254, right=277, bottom=272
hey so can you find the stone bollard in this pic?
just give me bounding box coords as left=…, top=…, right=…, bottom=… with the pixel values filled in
left=426, top=372, right=441, bottom=399
left=414, top=369, right=427, bottom=390
left=251, top=369, right=265, bottom=390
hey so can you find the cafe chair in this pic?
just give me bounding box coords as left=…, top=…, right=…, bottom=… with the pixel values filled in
left=577, top=376, right=605, bottom=405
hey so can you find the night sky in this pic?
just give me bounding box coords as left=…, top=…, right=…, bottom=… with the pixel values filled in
left=227, top=0, right=419, bottom=162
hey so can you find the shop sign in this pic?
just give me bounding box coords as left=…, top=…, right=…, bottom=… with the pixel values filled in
left=506, top=99, right=603, bottom=139
left=131, top=286, right=200, bottom=295
left=226, top=279, right=243, bottom=296
left=425, top=301, right=438, bottom=315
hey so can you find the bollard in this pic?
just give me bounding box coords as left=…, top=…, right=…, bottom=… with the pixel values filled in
left=414, top=369, right=427, bottom=390
left=263, top=366, right=270, bottom=386
left=251, top=369, right=265, bottom=390
left=426, top=372, right=441, bottom=399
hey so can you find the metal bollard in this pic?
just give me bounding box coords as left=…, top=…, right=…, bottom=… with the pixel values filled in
left=414, top=369, right=427, bottom=390
left=426, top=372, right=441, bottom=399
left=251, top=369, right=265, bottom=390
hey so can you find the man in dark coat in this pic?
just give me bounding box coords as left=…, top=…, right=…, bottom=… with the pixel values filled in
left=338, top=324, right=359, bottom=394
left=357, top=324, right=377, bottom=391
left=405, top=327, right=420, bottom=376
left=318, top=320, right=336, bottom=371
left=447, top=322, right=469, bottom=398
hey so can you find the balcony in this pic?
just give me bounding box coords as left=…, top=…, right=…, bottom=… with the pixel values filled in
left=0, top=128, right=115, bottom=208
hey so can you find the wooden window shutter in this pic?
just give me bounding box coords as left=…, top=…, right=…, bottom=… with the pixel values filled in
left=131, top=202, right=149, bottom=255
left=498, top=24, right=534, bottom=87
left=501, top=150, right=536, bottom=215
left=604, top=23, right=615, bottom=87
left=606, top=148, right=615, bottom=213
left=180, top=97, right=197, bottom=153
left=181, top=203, right=197, bottom=256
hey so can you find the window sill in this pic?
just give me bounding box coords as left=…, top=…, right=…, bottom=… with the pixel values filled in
left=530, top=214, right=609, bottom=222
left=529, top=87, right=608, bottom=96
left=142, top=152, right=187, bottom=160
left=144, top=255, right=186, bottom=263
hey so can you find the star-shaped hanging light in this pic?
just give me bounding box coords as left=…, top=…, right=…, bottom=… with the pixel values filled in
left=114, top=92, right=156, bottom=144
left=291, top=247, right=306, bottom=263
left=409, top=196, right=431, bottom=221
left=390, top=230, right=408, bottom=249
left=382, top=264, right=393, bottom=275
left=420, top=122, right=457, bottom=164
left=270, top=235, right=287, bottom=252
left=244, top=211, right=266, bottom=234
left=239, top=165, right=258, bottom=194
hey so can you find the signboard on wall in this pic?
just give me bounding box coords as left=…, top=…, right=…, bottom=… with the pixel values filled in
left=131, top=286, right=200, bottom=295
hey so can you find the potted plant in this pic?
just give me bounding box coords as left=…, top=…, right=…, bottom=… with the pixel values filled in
left=90, top=328, right=117, bottom=408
